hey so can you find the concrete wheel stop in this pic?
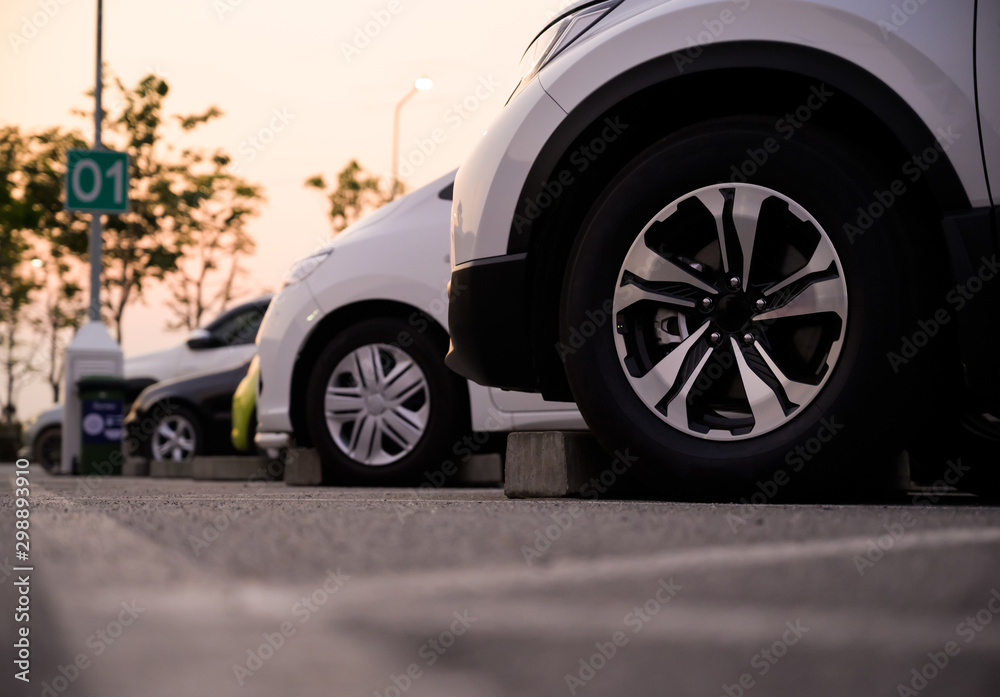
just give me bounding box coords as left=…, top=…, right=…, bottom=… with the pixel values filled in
left=504, top=431, right=613, bottom=498
left=192, top=455, right=282, bottom=481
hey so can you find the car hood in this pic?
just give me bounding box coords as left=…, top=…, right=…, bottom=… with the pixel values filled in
left=123, top=345, right=182, bottom=381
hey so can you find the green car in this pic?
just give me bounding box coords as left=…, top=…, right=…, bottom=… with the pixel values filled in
left=231, top=355, right=259, bottom=452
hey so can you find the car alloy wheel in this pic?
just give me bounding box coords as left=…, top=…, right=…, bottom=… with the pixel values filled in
left=560, top=117, right=945, bottom=496
left=613, top=183, right=848, bottom=439
left=152, top=414, right=198, bottom=461
left=324, top=343, right=431, bottom=466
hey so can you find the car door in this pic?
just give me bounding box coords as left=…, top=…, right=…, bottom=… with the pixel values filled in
left=976, top=0, right=1000, bottom=207
left=178, top=301, right=269, bottom=377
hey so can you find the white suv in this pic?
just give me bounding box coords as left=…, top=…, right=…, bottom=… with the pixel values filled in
left=447, top=0, right=1000, bottom=495
left=254, top=170, right=582, bottom=485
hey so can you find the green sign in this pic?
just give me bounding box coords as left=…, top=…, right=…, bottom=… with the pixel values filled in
left=65, top=149, right=129, bottom=213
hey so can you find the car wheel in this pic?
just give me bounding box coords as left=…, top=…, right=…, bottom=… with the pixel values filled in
left=149, top=405, right=201, bottom=462
left=306, top=317, right=468, bottom=485
left=33, top=427, right=62, bottom=473
left=560, top=117, right=943, bottom=497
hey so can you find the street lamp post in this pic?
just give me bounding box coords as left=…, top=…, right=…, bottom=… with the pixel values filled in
left=390, top=76, right=433, bottom=200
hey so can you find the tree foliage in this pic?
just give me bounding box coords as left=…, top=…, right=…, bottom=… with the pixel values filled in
left=305, top=159, right=397, bottom=233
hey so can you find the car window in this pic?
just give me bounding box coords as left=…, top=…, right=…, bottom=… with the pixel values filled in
left=207, top=302, right=269, bottom=347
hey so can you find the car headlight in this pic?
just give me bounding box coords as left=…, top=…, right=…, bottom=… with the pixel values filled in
left=283, top=249, right=332, bottom=286
left=510, top=0, right=623, bottom=101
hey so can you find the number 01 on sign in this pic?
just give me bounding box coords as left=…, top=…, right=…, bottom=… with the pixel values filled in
left=65, top=149, right=129, bottom=213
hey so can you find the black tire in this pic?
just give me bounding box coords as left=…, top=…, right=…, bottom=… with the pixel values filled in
left=305, top=317, right=469, bottom=485
left=146, top=403, right=202, bottom=462
left=560, top=117, right=945, bottom=498
left=33, top=427, right=62, bottom=473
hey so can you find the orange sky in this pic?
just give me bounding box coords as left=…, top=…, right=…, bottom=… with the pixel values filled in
left=2, top=0, right=570, bottom=418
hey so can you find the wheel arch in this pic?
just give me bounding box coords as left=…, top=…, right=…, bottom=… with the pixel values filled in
left=288, top=299, right=457, bottom=447
left=514, top=40, right=971, bottom=400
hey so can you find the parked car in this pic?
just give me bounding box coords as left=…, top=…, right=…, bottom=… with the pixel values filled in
left=124, top=360, right=253, bottom=462
left=255, top=169, right=584, bottom=485
left=446, top=0, right=1000, bottom=495
left=231, top=355, right=259, bottom=452
left=21, top=295, right=271, bottom=471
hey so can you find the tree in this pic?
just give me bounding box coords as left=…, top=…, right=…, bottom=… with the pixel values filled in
left=19, top=127, right=90, bottom=402
left=0, top=126, right=42, bottom=422
left=163, top=147, right=264, bottom=330
left=305, top=159, right=397, bottom=233
left=77, top=72, right=265, bottom=341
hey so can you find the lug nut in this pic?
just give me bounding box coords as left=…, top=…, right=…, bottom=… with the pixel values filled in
left=755, top=298, right=766, bottom=311
left=743, top=332, right=755, bottom=345
left=709, top=332, right=722, bottom=345
left=701, top=297, right=713, bottom=311
left=729, top=276, right=741, bottom=290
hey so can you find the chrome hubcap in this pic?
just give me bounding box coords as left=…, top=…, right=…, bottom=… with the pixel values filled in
left=613, top=183, right=848, bottom=440
left=152, top=415, right=197, bottom=461
left=324, top=343, right=430, bottom=466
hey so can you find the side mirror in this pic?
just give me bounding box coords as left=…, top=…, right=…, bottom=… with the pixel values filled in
left=186, top=328, right=221, bottom=350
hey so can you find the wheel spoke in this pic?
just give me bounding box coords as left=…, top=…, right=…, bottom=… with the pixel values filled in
left=622, top=240, right=716, bottom=295
left=348, top=415, right=377, bottom=461
left=755, top=276, right=847, bottom=322
left=663, top=346, right=717, bottom=428
left=765, top=239, right=837, bottom=298
left=382, top=408, right=423, bottom=448
left=355, top=348, right=378, bottom=388
left=616, top=280, right=697, bottom=311
left=384, top=363, right=425, bottom=403
left=629, top=322, right=710, bottom=405
left=157, top=422, right=175, bottom=439
left=325, top=388, right=364, bottom=415
left=730, top=337, right=790, bottom=434
left=754, top=342, right=817, bottom=406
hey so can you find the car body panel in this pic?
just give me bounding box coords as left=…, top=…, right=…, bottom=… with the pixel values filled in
left=255, top=170, right=584, bottom=447
left=976, top=0, right=1000, bottom=204
left=453, top=0, right=989, bottom=269
left=231, top=356, right=258, bottom=452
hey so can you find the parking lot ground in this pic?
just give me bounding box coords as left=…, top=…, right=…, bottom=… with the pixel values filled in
left=2, top=464, right=1000, bottom=697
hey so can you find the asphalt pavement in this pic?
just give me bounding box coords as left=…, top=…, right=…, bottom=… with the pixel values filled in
left=2, top=463, right=1000, bottom=697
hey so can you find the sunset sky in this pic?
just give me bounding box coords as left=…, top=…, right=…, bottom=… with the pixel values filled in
left=2, top=0, right=569, bottom=417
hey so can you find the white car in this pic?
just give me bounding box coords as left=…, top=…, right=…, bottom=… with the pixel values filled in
left=22, top=296, right=270, bottom=471
left=447, top=0, right=1000, bottom=495
left=254, top=170, right=583, bottom=485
